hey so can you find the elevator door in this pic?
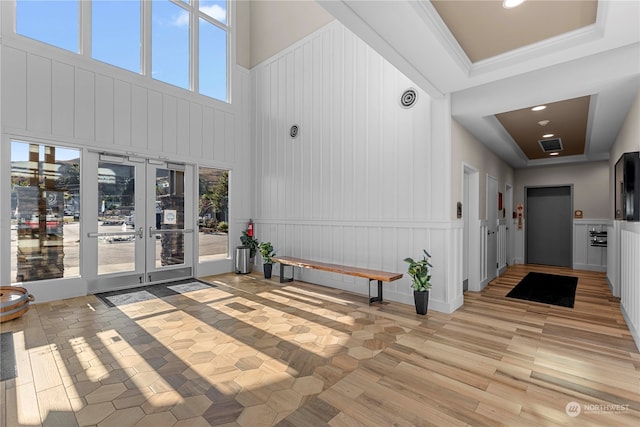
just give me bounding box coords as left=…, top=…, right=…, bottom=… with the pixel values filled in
left=526, top=186, right=572, bottom=267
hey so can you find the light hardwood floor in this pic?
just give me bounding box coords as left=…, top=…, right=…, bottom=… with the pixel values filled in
left=1, top=265, right=638, bottom=426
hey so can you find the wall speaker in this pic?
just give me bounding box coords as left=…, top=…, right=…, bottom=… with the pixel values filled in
left=290, top=124, right=299, bottom=138
left=400, top=88, right=417, bottom=108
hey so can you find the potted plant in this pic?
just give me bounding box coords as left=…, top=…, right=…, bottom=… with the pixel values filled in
left=403, top=249, right=432, bottom=315
left=258, top=241, right=276, bottom=279
left=240, top=229, right=259, bottom=265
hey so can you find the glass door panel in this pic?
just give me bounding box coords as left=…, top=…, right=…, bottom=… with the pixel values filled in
left=97, top=162, right=139, bottom=274
left=146, top=163, right=193, bottom=281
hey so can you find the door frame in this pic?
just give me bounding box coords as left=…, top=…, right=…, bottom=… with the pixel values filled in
left=85, top=151, right=195, bottom=294
left=463, top=163, right=481, bottom=292
left=524, top=184, right=573, bottom=267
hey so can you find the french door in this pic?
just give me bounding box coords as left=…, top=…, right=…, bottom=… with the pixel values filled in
left=86, top=152, right=194, bottom=293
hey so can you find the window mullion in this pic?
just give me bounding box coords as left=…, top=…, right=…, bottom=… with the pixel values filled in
left=192, top=3, right=198, bottom=93
left=142, top=0, right=151, bottom=77
left=79, top=0, right=91, bottom=56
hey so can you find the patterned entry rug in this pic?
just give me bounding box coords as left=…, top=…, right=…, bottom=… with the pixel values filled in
left=96, top=279, right=216, bottom=307
left=506, top=272, right=578, bottom=308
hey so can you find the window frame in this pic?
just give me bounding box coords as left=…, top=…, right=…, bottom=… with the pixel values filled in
left=7, top=0, right=231, bottom=103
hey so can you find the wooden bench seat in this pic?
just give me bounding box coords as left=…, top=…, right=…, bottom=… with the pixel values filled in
left=271, top=256, right=403, bottom=304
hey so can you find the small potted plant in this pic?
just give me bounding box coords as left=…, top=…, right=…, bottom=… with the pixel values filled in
left=240, top=229, right=259, bottom=265
left=258, top=241, right=276, bottom=279
left=403, top=249, right=432, bottom=315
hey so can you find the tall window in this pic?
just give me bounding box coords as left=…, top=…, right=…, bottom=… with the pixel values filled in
left=198, top=168, right=228, bottom=262
left=92, top=0, right=141, bottom=73
left=16, top=0, right=78, bottom=53
left=10, top=141, right=81, bottom=283
left=152, top=0, right=190, bottom=90
left=14, top=0, right=229, bottom=102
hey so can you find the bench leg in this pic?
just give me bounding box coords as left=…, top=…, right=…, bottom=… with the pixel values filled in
left=368, top=279, right=383, bottom=305
left=280, top=264, right=294, bottom=283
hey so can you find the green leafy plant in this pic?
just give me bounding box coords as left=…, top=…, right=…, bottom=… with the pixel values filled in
left=240, top=230, right=259, bottom=259
left=258, top=241, right=276, bottom=264
left=403, top=250, right=433, bottom=291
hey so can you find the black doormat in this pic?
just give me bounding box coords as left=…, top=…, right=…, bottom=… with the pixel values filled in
left=96, top=278, right=216, bottom=308
left=0, top=331, right=17, bottom=381
left=506, top=272, right=578, bottom=308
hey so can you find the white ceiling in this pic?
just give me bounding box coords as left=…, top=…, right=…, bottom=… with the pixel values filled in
left=318, top=0, right=640, bottom=168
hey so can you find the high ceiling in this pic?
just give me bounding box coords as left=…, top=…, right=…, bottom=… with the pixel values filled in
left=318, top=0, right=640, bottom=168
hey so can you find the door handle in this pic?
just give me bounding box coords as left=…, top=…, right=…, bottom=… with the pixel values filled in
left=137, top=227, right=144, bottom=239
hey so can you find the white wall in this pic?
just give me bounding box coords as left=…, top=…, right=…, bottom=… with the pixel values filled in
left=249, top=0, right=334, bottom=68
left=451, top=120, right=515, bottom=221
left=251, top=21, right=463, bottom=313
left=0, top=21, right=252, bottom=302
left=608, top=89, right=640, bottom=351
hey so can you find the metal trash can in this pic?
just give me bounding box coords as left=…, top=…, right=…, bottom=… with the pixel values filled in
left=235, top=246, right=251, bottom=274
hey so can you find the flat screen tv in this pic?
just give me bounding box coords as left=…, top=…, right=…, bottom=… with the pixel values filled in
left=615, top=151, right=640, bottom=221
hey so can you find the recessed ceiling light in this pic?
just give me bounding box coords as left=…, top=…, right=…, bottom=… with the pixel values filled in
left=538, top=120, right=550, bottom=126
left=531, top=105, right=546, bottom=111
left=543, top=133, right=554, bottom=138
left=549, top=152, right=560, bottom=156
left=503, top=0, right=526, bottom=9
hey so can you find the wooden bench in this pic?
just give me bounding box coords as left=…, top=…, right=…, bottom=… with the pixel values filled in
left=271, top=256, right=403, bottom=305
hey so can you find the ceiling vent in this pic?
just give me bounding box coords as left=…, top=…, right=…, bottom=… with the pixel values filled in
left=538, top=138, right=563, bottom=153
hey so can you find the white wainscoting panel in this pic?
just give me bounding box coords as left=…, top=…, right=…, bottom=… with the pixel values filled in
left=479, top=220, right=488, bottom=288
left=498, top=220, right=507, bottom=273
left=251, top=22, right=460, bottom=312
left=607, top=221, right=620, bottom=297
left=620, top=223, right=640, bottom=351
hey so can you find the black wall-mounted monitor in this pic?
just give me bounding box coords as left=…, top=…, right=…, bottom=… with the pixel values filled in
left=615, top=151, right=640, bottom=221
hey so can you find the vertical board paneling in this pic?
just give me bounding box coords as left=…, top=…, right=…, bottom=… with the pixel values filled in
left=202, top=106, right=214, bottom=161
left=74, top=68, right=95, bottom=141
left=3, top=44, right=238, bottom=164
left=114, top=80, right=132, bottom=147
left=131, top=85, right=148, bottom=149
left=189, top=102, right=203, bottom=159
left=381, top=61, right=397, bottom=220
left=353, top=40, right=367, bottom=219
left=162, top=94, right=177, bottom=154
left=621, top=229, right=640, bottom=336
left=366, top=51, right=380, bottom=218
left=292, top=50, right=303, bottom=220
left=2, top=47, right=27, bottom=130
left=52, top=61, right=75, bottom=138
left=95, top=74, right=114, bottom=144
left=285, top=52, right=295, bottom=219
left=249, top=22, right=458, bottom=311
left=147, top=90, right=163, bottom=153
left=224, top=112, right=234, bottom=163
left=213, top=109, right=225, bottom=163
left=176, top=99, right=190, bottom=152
left=27, top=54, right=52, bottom=134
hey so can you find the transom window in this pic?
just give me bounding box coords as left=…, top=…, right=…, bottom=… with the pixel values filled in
left=14, top=0, right=229, bottom=102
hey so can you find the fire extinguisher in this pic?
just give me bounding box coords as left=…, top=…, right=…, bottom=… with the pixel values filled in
left=247, top=219, right=254, bottom=237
